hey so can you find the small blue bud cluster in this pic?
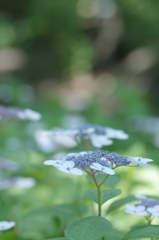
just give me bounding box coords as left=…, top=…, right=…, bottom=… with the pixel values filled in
left=66, top=150, right=131, bottom=169
left=137, top=198, right=159, bottom=209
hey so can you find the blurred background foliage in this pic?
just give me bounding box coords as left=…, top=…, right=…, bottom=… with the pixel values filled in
left=0, top=0, right=159, bottom=239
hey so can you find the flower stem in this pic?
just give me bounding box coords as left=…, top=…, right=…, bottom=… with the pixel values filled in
left=90, top=171, right=106, bottom=240
left=99, top=174, right=109, bottom=187
left=97, top=185, right=101, bottom=216
left=91, top=173, right=101, bottom=216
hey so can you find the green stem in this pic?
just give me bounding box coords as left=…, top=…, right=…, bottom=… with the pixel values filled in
left=89, top=171, right=106, bottom=240
left=97, top=185, right=101, bottom=216
left=99, top=174, right=109, bottom=187
left=91, top=173, right=101, bottom=216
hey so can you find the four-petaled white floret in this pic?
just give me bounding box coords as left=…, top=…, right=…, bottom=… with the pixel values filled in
left=125, top=204, right=147, bottom=216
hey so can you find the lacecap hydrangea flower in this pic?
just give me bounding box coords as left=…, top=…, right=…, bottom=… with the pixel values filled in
left=44, top=150, right=153, bottom=176
left=125, top=194, right=159, bottom=217
left=48, top=124, right=129, bottom=148
left=0, top=221, right=15, bottom=231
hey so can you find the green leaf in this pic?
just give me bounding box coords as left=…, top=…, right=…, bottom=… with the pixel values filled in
left=65, top=216, right=112, bottom=240
left=86, top=174, right=120, bottom=189
left=46, top=238, right=68, bottom=240
left=103, top=175, right=120, bottom=189
left=123, top=225, right=159, bottom=239
left=107, top=196, right=136, bottom=214
left=93, top=229, right=123, bottom=240
left=85, top=189, right=121, bottom=205
left=22, top=204, right=86, bottom=220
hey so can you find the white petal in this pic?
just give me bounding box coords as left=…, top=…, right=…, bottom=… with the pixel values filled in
left=106, top=128, right=129, bottom=140
left=66, top=153, right=77, bottom=157
left=125, top=204, right=136, bottom=211
left=70, top=168, right=83, bottom=175
left=102, top=167, right=115, bottom=175
left=125, top=209, right=136, bottom=215
left=135, top=194, right=147, bottom=199
left=90, top=135, right=103, bottom=148
left=97, top=136, right=113, bottom=146
left=91, top=162, right=102, bottom=169
left=90, top=165, right=100, bottom=171
left=62, top=161, right=75, bottom=169
left=0, top=221, right=15, bottom=231
left=135, top=211, right=148, bottom=216
left=78, top=151, right=87, bottom=156
left=44, top=160, right=62, bottom=166
left=154, top=205, right=159, bottom=211
left=115, top=132, right=129, bottom=140
left=151, top=212, right=159, bottom=217
left=23, top=109, right=41, bottom=121
left=139, top=163, right=151, bottom=168
left=136, top=206, right=145, bottom=212
left=56, top=165, right=71, bottom=173
left=54, top=135, right=77, bottom=148
left=83, top=128, right=95, bottom=134
left=129, top=157, right=151, bottom=168
left=147, top=207, right=156, bottom=213
left=142, top=158, right=153, bottom=163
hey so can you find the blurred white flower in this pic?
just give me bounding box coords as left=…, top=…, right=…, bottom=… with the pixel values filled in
left=0, top=177, right=36, bottom=189
left=14, top=177, right=36, bottom=188
left=90, top=134, right=113, bottom=148
left=0, top=221, right=15, bottom=231
left=90, top=162, right=115, bottom=175
left=125, top=204, right=147, bottom=216
left=34, top=129, right=77, bottom=153
left=18, top=109, right=41, bottom=121
left=34, top=129, right=56, bottom=153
